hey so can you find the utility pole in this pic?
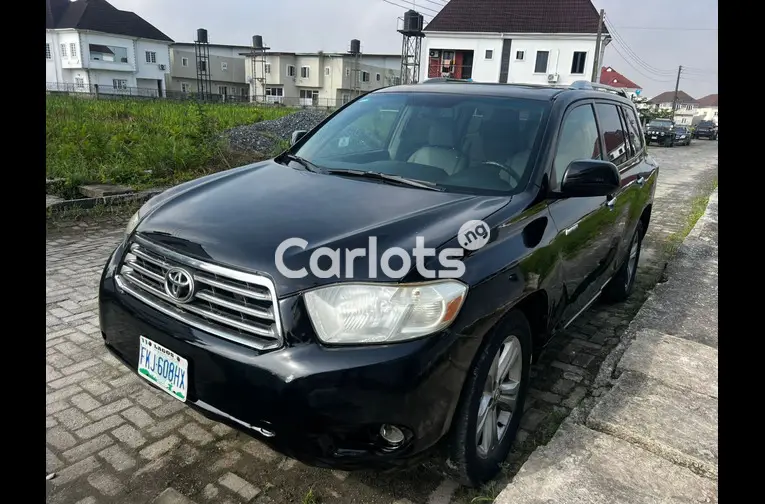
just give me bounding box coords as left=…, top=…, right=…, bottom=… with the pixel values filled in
left=591, top=9, right=605, bottom=82
left=671, top=65, right=682, bottom=122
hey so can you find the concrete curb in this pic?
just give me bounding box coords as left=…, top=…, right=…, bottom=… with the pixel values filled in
left=46, top=189, right=164, bottom=215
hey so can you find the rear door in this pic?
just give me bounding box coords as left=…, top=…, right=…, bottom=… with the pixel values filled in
left=546, top=101, right=621, bottom=326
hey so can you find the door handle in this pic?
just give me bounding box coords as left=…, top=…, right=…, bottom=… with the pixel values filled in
left=636, top=176, right=645, bottom=186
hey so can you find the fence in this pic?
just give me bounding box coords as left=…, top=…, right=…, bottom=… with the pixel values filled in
left=45, top=82, right=355, bottom=110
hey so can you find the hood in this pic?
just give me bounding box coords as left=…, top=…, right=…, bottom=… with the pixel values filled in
left=135, top=161, right=515, bottom=296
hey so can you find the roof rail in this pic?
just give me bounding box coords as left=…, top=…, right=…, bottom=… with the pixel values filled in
left=569, top=80, right=629, bottom=98
left=421, top=77, right=474, bottom=84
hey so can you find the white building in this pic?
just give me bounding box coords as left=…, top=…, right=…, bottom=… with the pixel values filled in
left=168, top=43, right=251, bottom=100
left=695, top=94, right=719, bottom=125
left=648, top=90, right=699, bottom=126
left=419, top=0, right=607, bottom=86
left=244, top=51, right=401, bottom=107
left=46, top=0, right=173, bottom=97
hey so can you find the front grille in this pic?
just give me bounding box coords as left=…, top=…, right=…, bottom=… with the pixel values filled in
left=115, top=235, right=283, bottom=351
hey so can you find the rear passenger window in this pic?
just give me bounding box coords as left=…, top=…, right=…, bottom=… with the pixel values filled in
left=620, top=105, right=644, bottom=154
left=595, top=103, right=629, bottom=165
left=552, top=104, right=602, bottom=189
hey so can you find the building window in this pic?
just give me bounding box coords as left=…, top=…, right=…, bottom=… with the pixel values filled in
left=74, top=77, right=85, bottom=89
left=219, top=86, right=228, bottom=95
left=571, top=51, right=587, bottom=74
left=325, top=66, right=331, bottom=76
left=241, top=87, right=247, bottom=97
left=181, top=82, right=190, bottom=93
left=361, top=71, right=370, bottom=82
left=112, top=79, right=128, bottom=90
left=287, top=65, right=296, bottom=77
left=221, top=61, right=228, bottom=71
left=46, top=43, right=51, bottom=59
left=265, top=63, right=271, bottom=74
left=534, top=51, right=549, bottom=73
left=182, top=57, right=188, bottom=67
left=199, top=60, right=207, bottom=72
left=346, top=67, right=351, bottom=77
left=376, top=73, right=381, bottom=82
left=265, top=87, right=283, bottom=96
left=515, top=50, right=525, bottom=61
left=70, top=43, right=77, bottom=58
left=342, top=93, right=351, bottom=104
left=146, top=51, right=156, bottom=63
left=300, top=66, right=310, bottom=78
left=485, top=49, right=493, bottom=59
left=60, top=44, right=67, bottom=58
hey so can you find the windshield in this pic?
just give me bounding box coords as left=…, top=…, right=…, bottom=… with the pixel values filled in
left=648, top=120, right=673, bottom=127
left=675, top=127, right=687, bottom=133
left=698, top=121, right=715, bottom=128
left=292, top=92, right=550, bottom=194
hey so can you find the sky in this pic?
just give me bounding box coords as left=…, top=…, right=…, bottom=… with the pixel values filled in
left=107, top=0, right=718, bottom=99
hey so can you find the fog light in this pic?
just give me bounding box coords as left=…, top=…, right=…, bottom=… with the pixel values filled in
left=379, top=424, right=405, bottom=446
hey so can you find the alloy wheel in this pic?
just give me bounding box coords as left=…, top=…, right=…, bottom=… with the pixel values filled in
left=475, top=335, right=523, bottom=458
left=625, top=234, right=640, bottom=289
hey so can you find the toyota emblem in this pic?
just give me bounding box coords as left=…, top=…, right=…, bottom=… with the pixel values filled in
left=164, top=267, right=195, bottom=303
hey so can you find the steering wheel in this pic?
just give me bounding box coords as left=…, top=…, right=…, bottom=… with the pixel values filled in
left=477, top=161, right=522, bottom=185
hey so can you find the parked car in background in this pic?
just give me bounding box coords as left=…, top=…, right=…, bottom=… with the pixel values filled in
left=674, top=126, right=692, bottom=146
left=99, top=81, right=658, bottom=487
left=645, top=118, right=676, bottom=147
left=693, top=121, right=718, bottom=140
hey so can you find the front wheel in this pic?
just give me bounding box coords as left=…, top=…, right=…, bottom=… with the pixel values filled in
left=602, top=221, right=644, bottom=303
left=448, top=310, right=532, bottom=487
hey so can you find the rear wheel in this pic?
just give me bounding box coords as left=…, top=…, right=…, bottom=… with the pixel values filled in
left=602, top=221, right=644, bottom=303
left=448, top=310, right=532, bottom=487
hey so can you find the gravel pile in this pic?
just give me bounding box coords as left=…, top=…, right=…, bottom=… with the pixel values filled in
left=226, top=109, right=331, bottom=155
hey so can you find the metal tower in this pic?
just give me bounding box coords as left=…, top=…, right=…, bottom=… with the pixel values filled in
left=244, top=35, right=270, bottom=103
left=398, top=10, right=425, bottom=84
left=194, top=28, right=213, bottom=100
left=348, top=39, right=362, bottom=97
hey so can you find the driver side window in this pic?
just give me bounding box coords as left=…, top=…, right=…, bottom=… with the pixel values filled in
left=551, top=104, right=602, bottom=190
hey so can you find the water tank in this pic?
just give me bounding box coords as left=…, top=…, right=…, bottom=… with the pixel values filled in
left=403, top=10, right=424, bottom=33
left=252, top=35, right=263, bottom=49
left=350, top=39, right=361, bottom=55
left=196, top=28, right=208, bottom=43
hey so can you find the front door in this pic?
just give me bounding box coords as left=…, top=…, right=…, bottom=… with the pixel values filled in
left=546, top=101, right=621, bottom=328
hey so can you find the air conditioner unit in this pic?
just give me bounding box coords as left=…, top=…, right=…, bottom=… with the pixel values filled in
left=547, top=73, right=559, bottom=83
left=429, top=50, right=440, bottom=58
left=158, top=64, right=167, bottom=71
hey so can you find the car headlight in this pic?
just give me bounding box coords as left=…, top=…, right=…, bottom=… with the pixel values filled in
left=303, top=281, right=468, bottom=345
left=124, top=193, right=166, bottom=238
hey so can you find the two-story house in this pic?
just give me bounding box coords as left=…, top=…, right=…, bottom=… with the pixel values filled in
left=168, top=43, right=250, bottom=100
left=244, top=52, right=401, bottom=107
left=419, top=0, right=607, bottom=85
left=46, top=0, right=173, bottom=97
left=599, top=66, right=642, bottom=98
left=695, top=94, right=718, bottom=125
left=648, top=90, right=698, bottom=126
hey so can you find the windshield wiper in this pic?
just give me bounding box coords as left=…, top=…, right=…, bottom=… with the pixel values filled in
left=325, top=169, right=444, bottom=191
left=277, top=152, right=324, bottom=173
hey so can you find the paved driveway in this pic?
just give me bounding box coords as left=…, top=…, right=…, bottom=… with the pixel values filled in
left=46, top=141, right=719, bottom=504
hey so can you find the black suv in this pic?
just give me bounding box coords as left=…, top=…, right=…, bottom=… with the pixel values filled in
left=99, top=81, right=658, bottom=486
left=645, top=118, right=676, bottom=146
left=694, top=120, right=718, bottom=140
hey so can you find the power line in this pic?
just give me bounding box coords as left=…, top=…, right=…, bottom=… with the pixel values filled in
left=381, top=0, right=438, bottom=15
left=606, top=40, right=674, bottom=84
left=606, top=21, right=676, bottom=77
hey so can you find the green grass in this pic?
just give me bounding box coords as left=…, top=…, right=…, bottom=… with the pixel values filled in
left=46, top=95, right=295, bottom=197
left=664, top=177, right=718, bottom=255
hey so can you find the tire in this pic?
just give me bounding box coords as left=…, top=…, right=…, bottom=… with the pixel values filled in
left=602, top=221, right=644, bottom=303
left=448, top=310, right=532, bottom=487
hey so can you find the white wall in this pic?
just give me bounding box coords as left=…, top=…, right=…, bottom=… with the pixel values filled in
left=135, top=40, right=171, bottom=81
left=420, top=32, right=598, bottom=85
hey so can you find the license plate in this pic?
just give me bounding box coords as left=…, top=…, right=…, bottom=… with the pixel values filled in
left=651, top=136, right=657, bottom=139
left=138, top=336, right=188, bottom=402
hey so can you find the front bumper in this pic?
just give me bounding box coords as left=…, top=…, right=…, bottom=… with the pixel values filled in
left=98, top=241, right=472, bottom=470
left=694, top=131, right=716, bottom=138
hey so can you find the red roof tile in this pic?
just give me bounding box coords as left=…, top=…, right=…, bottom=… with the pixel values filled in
left=599, top=67, right=641, bottom=89
left=424, top=0, right=605, bottom=35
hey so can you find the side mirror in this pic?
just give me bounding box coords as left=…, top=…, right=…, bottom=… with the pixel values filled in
left=291, top=130, right=307, bottom=146
left=560, top=160, right=620, bottom=198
